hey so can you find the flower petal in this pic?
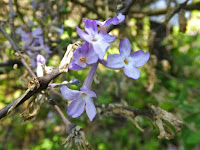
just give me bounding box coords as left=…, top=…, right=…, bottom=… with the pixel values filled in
left=60, top=86, right=80, bottom=100
left=83, top=18, right=98, bottom=35
left=85, top=47, right=98, bottom=65
left=67, top=97, right=85, bottom=117
left=124, top=65, right=140, bottom=79
left=21, top=32, right=31, bottom=42
left=72, top=102, right=85, bottom=118
left=73, top=42, right=88, bottom=59
left=75, top=60, right=87, bottom=68
left=106, top=54, right=124, bottom=69
left=100, top=33, right=115, bottom=42
left=16, top=27, right=23, bottom=35
left=73, top=47, right=83, bottom=60
left=31, top=39, right=40, bottom=46
left=92, top=41, right=110, bottom=59
left=86, top=98, right=96, bottom=121
left=96, top=13, right=125, bottom=26
left=36, top=54, right=46, bottom=64
left=38, top=36, right=44, bottom=45
left=104, top=13, right=125, bottom=26
left=129, top=50, right=150, bottom=67
left=76, top=26, right=92, bottom=42
left=69, top=62, right=83, bottom=70
left=119, top=38, right=131, bottom=58
left=115, top=13, right=125, bottom=24
left=44, top=45, right=52, bottom=53
left=32, top=27, right=43, bottom=37
left=79, top=42, right=89, bottom=56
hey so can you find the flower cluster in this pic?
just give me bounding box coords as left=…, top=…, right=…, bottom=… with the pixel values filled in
left=16, top=27, right=51, bottom=67
left=60, top=13, right=150, bottom=121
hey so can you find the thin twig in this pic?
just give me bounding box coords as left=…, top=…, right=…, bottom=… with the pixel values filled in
left=49, top=98, right=71, bottom=127
left=47, top=94, right=74, bottom=133
left=20, top=57, right=37, bottom=78
left=0, top=25, right=19, bottom=51
left=8, top=0, right=18, bottom=45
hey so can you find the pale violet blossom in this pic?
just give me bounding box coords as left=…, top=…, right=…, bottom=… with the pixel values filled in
left=69, top=42, right=98, bottom=70
left=60, top=86, right=97, bottom=121
left=76, top=19, right=115, bottom=59
left=105, top=38, right=150, bottom=79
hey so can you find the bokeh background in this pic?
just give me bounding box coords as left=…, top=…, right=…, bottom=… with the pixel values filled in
left=0, top=0, right=200, bottom=149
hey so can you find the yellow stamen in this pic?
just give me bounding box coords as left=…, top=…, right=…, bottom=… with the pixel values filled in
left=80, top=57, right=86, bottom=63
left=92, top=39, right=97, bottom=42
left=124, top=59, right=128, bottom=65
left=82, top=93, right=86, bottom=95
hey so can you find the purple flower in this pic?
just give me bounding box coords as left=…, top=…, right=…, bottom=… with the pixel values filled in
left=60, top=86, right=97, bottom=121
left=69, top=42, right=98, bottom=70
left=76, top=19, right=115, bottom=59
left=32, top=27, right=43, bottom=38
left=36, top=54, right=46, bottom=65
left=17, top=30, right=33, bottom=50
left=96, top=13, right=125, bottom=32
left=16, top=27, right=43, bottom=50
left=105, top=38, right=150, bottom=79
left=44, top=44, right=52, bottom=53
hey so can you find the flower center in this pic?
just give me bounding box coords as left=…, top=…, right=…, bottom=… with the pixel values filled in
left=92, top=38, right=97, bottom=42
left=82, top=93, right=86, bottom=96
left=79, top=57, right=86, bottom=63
left=124, top=59, right=128, bottom=65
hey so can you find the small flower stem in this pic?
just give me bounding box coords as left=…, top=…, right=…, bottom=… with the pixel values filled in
left=83, top=62, right=98, bottom=88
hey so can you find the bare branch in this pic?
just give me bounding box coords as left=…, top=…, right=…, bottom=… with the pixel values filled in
left=47, top=94, right=72, bottom=129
